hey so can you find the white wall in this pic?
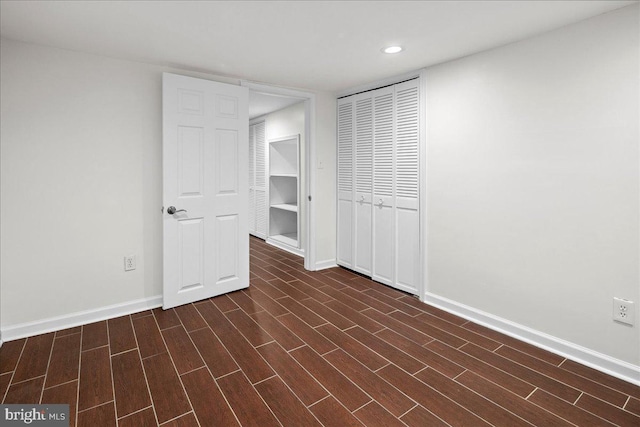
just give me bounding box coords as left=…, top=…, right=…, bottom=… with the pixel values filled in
left=425, top=4, right=639, bottom=365
left=313, top=92, right=338, bottom=266
left=0, top=40, right=161, bottom=328
left=5, top=2, right=635, bottom=377
left=0, top=39, right=337, bottom=331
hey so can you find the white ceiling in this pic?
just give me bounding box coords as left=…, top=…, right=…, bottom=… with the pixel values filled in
left=0, top=1, right=635, bottom=93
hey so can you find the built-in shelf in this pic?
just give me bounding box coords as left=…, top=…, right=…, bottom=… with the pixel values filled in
left=267, top=134, right=302, bottom=257
left=271, top=203, right=298, bottom=213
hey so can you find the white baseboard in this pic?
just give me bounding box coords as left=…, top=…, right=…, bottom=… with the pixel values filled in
left=266, top=238, right=304, bottom=257
left=1, top=295, right=163, bottom=342
left=315, top=259, right=338, bottom=271
left=423, top=292, right=640, bottom=387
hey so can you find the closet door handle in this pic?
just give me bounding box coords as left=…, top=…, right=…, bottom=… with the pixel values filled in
left=378, top=199, right=384, bottom=206
left=360, top=195, right=365, bottom=202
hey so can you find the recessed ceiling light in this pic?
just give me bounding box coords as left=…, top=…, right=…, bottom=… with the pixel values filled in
left=382, top=46, right=403, bottom=54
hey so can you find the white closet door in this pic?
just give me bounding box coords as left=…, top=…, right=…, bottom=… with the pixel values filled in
left=249, top=124, right=256, bottom=234
left=394, top=79, right=420, bottom=294
left=249, top=121, right=267, bottom=239
left=354, top=94, right=373, bottom=276
left=372, top=86, right=395, bottom=286
left=336, top=99, right=354, bottom=267
left=254, top=121, right=267, bottom=238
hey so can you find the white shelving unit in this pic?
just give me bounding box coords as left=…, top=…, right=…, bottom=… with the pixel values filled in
left=267, top=135, right=302, bottom=256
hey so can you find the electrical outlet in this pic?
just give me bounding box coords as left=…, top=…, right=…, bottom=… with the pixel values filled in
left=124, top=255, right=136, bottom=271
left=613, top=297, right=634, bottom=326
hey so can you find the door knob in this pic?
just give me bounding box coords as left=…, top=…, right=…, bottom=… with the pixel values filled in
left=378, top=199, right=384, bottom=206
left=167, top=206, right=187, bottom=215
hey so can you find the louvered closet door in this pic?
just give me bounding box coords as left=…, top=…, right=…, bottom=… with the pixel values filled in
left=249, top=124, right=256, bottom=235
left=336, top=99, right=354, bottom=267
left=253, top=121, right=267, bottom=238
left=394, top=79, right=420, bottom=294
left=372, top=86, right=395, bottom=286
left=354, top=94, right=373, bottom=275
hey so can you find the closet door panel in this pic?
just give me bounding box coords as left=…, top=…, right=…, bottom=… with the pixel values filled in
left=373, top=201, right=394, bottom=284
left=249, top=189, right=256, bottom=233
left=337, top=100, right=354, bottom=267
left=255, top=189, right=267, bottom=237
left=354, top=95, right=373, bottom=275
left=394, top=80, right=420, bottom=293
left=254, top=121, right=267, bottom=238
left=396, top=208, right=419, bottom=293
left=354, top=198, right=372, bottom=273
left=337, top=197, right=353, bottom=266
left=372, top=87, right=394, bottom=285
left=249, top=124, right=256, bottom=234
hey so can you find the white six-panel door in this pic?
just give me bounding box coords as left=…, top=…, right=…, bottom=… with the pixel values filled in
left=163, top=73, right=249, bottom=309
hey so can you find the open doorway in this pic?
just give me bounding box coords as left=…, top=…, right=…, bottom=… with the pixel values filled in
left=244, top=83, right=316, bottom=271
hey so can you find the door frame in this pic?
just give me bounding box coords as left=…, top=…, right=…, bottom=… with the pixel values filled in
left=241, top=80, right=316, bottom=271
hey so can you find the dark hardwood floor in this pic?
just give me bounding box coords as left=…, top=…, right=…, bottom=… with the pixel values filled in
left=1, top=236, right=639, bottom=426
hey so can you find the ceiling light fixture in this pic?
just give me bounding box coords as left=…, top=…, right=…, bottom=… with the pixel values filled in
left=382, top=46, right=403, bottom=54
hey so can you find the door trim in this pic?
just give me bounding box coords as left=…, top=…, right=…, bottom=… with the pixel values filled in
left=419, top=68, right=428, bottom=302
left=240, top=80, right=316, bottom=271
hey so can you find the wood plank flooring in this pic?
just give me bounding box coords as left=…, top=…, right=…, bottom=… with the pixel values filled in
left=1, top=236, right=639, bottom=426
